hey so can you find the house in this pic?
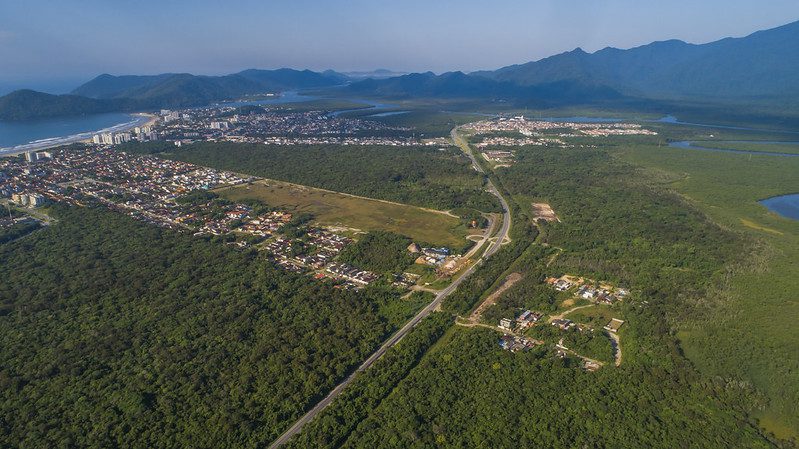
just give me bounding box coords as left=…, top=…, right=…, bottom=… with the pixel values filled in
left=499, top=318, right=514, bottom=330
left=554, top=279, right=573, bottom=292
left=407, top=242, right=421, bottom=253
left=583, top=360, right=602, bottom=371
left=552, top=318, right=574, bottom=331
left=516, top=310, right=542, bottom=329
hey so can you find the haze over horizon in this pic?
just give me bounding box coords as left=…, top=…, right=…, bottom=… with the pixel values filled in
left=2, top=0, right=799, bottom=94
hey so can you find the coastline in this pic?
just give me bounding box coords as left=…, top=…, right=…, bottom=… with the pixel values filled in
left=0, top=112, right=155, bottom=157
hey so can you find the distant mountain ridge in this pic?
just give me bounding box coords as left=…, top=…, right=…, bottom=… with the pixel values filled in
left=72, top=69, right=347, bottom=106
left=472, top=20, right=799, bottom=102
left=0, top=69, right=347, bottom=120
left=2, top=19, right=799, bottom=120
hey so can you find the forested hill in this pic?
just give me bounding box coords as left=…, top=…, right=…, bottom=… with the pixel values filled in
left=0, top=69, right=347, bottom=120
left=71, top=69, right=347, bottom=100
left=345, top=20, right=799, bottom=109
left=473, top=19, right=799, bottom=103
left=0, top=90, right=129, bottom=121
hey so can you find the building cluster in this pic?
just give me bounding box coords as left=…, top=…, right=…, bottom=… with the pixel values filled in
left=0, top=146, right=249, bottom=230
left=392, top=272, right=421, bottom=288
left=481, top=150, right=516, bottom=165
left=476, top=136, right=569, bottom=148
left=545, top=274, right=629, bottom=305
left=10, top=192, right=47, bottom=208
left=498, top=334, right=541, bottom=353
left=1, top=145, right=394, bottom=290
left=464, top=116, right=658, bottom=141
left=150, top=107, right=424, bottom=146
left=499, top=309, right=544, bottom=333
left=325, top=263, right=379, bottom=287
left=92, top=126, right=159, bottom=145
left=258, top=136, right=441, bottom=146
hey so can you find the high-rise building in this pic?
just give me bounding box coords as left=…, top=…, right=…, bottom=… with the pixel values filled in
left=27, top=194, right=46, bottom=208
left=113, top=133, right=131, bottom=144
left=24, top=152, right=38, bottom=163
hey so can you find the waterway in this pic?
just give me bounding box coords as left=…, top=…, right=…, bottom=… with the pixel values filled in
left=760, top=194, right=799, bottom=220
left=668, top=140, right=799, bottom=157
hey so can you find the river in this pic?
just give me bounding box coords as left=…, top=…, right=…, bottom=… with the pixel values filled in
left=668, top=140, right=799, bottom=157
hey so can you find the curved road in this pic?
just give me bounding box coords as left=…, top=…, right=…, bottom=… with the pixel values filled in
left=268, top=127, right=511, bottom=448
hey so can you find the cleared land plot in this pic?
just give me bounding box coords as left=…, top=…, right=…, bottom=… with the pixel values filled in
left=468, top=272, right=523, bottom=323
left=218, top=180, right=467, bottom=247
left=532, top=202, right=560, bottom=222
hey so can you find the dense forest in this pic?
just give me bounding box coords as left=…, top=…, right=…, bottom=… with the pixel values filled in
left=0, top=206, right=423, bottom=447
left=337, top=231, right=416, bottom=274
left=340, top=327, right=770, bottom=448
left=290, top=142, right=779, bottom=447
left=118, top=141, right=501, bottom=213
left=0, top=219, right=41, bottom=244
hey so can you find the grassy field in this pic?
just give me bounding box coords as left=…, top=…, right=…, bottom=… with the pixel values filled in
left=616, top=140, right=799, bottom=440
left=217, top=179, right=469, bottom=247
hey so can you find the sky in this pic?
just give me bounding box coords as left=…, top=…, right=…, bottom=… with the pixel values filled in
left=1, top=0, right=799, bottom=93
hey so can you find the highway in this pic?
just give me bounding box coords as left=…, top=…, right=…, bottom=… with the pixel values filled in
left=268, top=128, right=511, bottom=448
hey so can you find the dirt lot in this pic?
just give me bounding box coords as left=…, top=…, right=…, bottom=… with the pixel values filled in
left=532, top=202, right=560, bottom=222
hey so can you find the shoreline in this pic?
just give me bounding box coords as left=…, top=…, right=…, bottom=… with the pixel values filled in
left=0, top=112, right=155, bottom=157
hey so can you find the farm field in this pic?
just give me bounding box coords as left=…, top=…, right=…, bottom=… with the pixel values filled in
left=218, top=179, right=471, bottom=248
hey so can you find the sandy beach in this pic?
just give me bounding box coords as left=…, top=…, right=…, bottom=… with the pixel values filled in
left=0, top=112, right=155, bottom=157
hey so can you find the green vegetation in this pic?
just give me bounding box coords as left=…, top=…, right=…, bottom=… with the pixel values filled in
left=0, top=219, right=41, bottom=243
left=285, top=312, right=452, bottom=449
left=217, top=180, right=468, bottom=248
left=683, top=140, right=799, bottom=155
left=121, top=141, right=501, bottom=213
left=616, top=138, right=799, bottom=440
left=339, top=326, right=770, bottom=448
left=289, top=132, right=783, bottom=448
left=338, top=231, right=416, bottom=274
left=530, top=324, right=614, bottom=363
left=0, top=206, right=426, bottom=447
left=0, top=89, right=126, bottom=120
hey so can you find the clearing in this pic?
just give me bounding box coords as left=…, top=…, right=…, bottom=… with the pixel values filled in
left=466, top=272, right=523, bottom=324
left=532, top=202, right=560, bottom=222
left=217, top=179, right=468, bottom=247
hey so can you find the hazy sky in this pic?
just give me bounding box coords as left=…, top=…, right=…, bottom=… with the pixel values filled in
left=2, top=0, right=799, bottom=92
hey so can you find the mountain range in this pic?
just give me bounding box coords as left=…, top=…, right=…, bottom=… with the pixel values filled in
left=1, top=20, right=798, bottom=120
left=0, top=69, right=347, bottom=120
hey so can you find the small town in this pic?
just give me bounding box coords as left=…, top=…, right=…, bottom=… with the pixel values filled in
left=0, top=146, right=399, bottom=289
left=463, top=115, right=658, bottom=139
left=82, top=107, right=457, bottom=148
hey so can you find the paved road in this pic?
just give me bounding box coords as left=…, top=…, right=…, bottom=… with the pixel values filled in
left=268, top=127, right=512, bottom=448
left=451, top=127, right=511, bottom=257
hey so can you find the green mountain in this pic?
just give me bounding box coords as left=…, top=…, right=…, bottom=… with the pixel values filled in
left=474, top=20, right=799, bottom=103
left=0, top=69, right=348, bottom=120
left=72, top=69, right=347, bottom=105
left=346, top=71, right=627, bottom=107
left=0, top=90, right=128, bottom=121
